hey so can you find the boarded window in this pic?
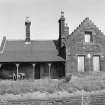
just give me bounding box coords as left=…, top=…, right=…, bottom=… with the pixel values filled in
left=78, top=56, right=85, bottom=72
left=93, top=56, right=100, bottom=72
left=84, top=31, right=92, bottom=43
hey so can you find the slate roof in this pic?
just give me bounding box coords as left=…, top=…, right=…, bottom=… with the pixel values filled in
left=0, top=40, right=65, bottom=62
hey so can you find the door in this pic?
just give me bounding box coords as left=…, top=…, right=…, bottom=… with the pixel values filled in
left=78, top=56, right=85, bottom=72
left=93, top=56, right=100, bottom=72
left=40, top=63, right=49, bottom=78
left=35, top=64, right=40, bottom=79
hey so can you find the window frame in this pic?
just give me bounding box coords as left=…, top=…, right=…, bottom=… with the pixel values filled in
left=84, top=31, right=93, bottom=44
left=77, top=55, right=85, bottom=72
left=93, top=55, right=100, bottom=72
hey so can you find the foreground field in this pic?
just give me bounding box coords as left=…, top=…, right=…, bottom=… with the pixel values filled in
left=0, top=72, right=105, bottom=100
left=1, top=90, right=105, bottom=105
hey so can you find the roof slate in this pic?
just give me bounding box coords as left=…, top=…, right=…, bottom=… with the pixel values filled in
left=0, top=40, right=65, bottom=62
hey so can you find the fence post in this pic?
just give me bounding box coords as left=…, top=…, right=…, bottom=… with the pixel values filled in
left=81, top=90, right=84, bottom=105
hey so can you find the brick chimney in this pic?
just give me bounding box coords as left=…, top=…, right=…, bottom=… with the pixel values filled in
left=58, top=11, right=65, bottom=49
left=25, top=17, right=31, bottom=43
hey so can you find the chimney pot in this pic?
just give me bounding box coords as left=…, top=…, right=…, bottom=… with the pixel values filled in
left=61, top=11, right=64, bottom=17
left=25, top=17, right=31, bottom=23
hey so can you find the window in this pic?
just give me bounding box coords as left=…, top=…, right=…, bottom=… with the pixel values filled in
left=93, top=56, right=100, bottom=72
left=84, top=31, right=92, bottom=43
left=78, top=56, right=85, bottom=72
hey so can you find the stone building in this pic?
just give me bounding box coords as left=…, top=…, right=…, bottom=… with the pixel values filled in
left=66, top=17, right=105, bottom=74
left=0, top=12, right=105, bottom=79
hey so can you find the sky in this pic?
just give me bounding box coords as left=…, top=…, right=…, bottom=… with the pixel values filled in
left=0, top=0, right=105, bottom=40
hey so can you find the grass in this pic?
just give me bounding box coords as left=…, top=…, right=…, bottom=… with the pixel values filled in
left=0, top=71, right=105, bottom=100
left=69, top=71, right=105, bottom=91
left=0, top=79, right=60, bottom=95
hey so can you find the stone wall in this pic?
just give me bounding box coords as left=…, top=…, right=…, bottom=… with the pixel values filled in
left=65, top=18, right=105, bottom=74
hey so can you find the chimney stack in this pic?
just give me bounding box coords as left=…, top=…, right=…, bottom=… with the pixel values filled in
left=65, top=23, right=69, bottom=37
left=25, top=17, right=31, bottom=43
left=58, top=11, right=65, bottom=40
left=58, top=11, right=65, bottom=49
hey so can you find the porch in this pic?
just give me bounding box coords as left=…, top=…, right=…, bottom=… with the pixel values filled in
left=0, top=62, right=65, bottom=80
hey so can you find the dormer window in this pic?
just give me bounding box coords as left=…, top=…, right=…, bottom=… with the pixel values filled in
left=84, top=31, right=93, bottom=43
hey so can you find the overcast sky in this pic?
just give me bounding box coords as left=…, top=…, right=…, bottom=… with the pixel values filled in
left=0, top=0, right=105, bottom=40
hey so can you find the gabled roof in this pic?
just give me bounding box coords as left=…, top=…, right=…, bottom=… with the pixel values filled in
left=0, top=40, right=65, bottom=62
left=78, top=17, right=97, bottom=29
left=69, top=17, right=104, bottom=36
left=66, top=17, right=105, bottom=47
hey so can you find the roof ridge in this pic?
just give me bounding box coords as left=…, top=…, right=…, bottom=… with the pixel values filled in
left=7, top=39, right=57, bottom=42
